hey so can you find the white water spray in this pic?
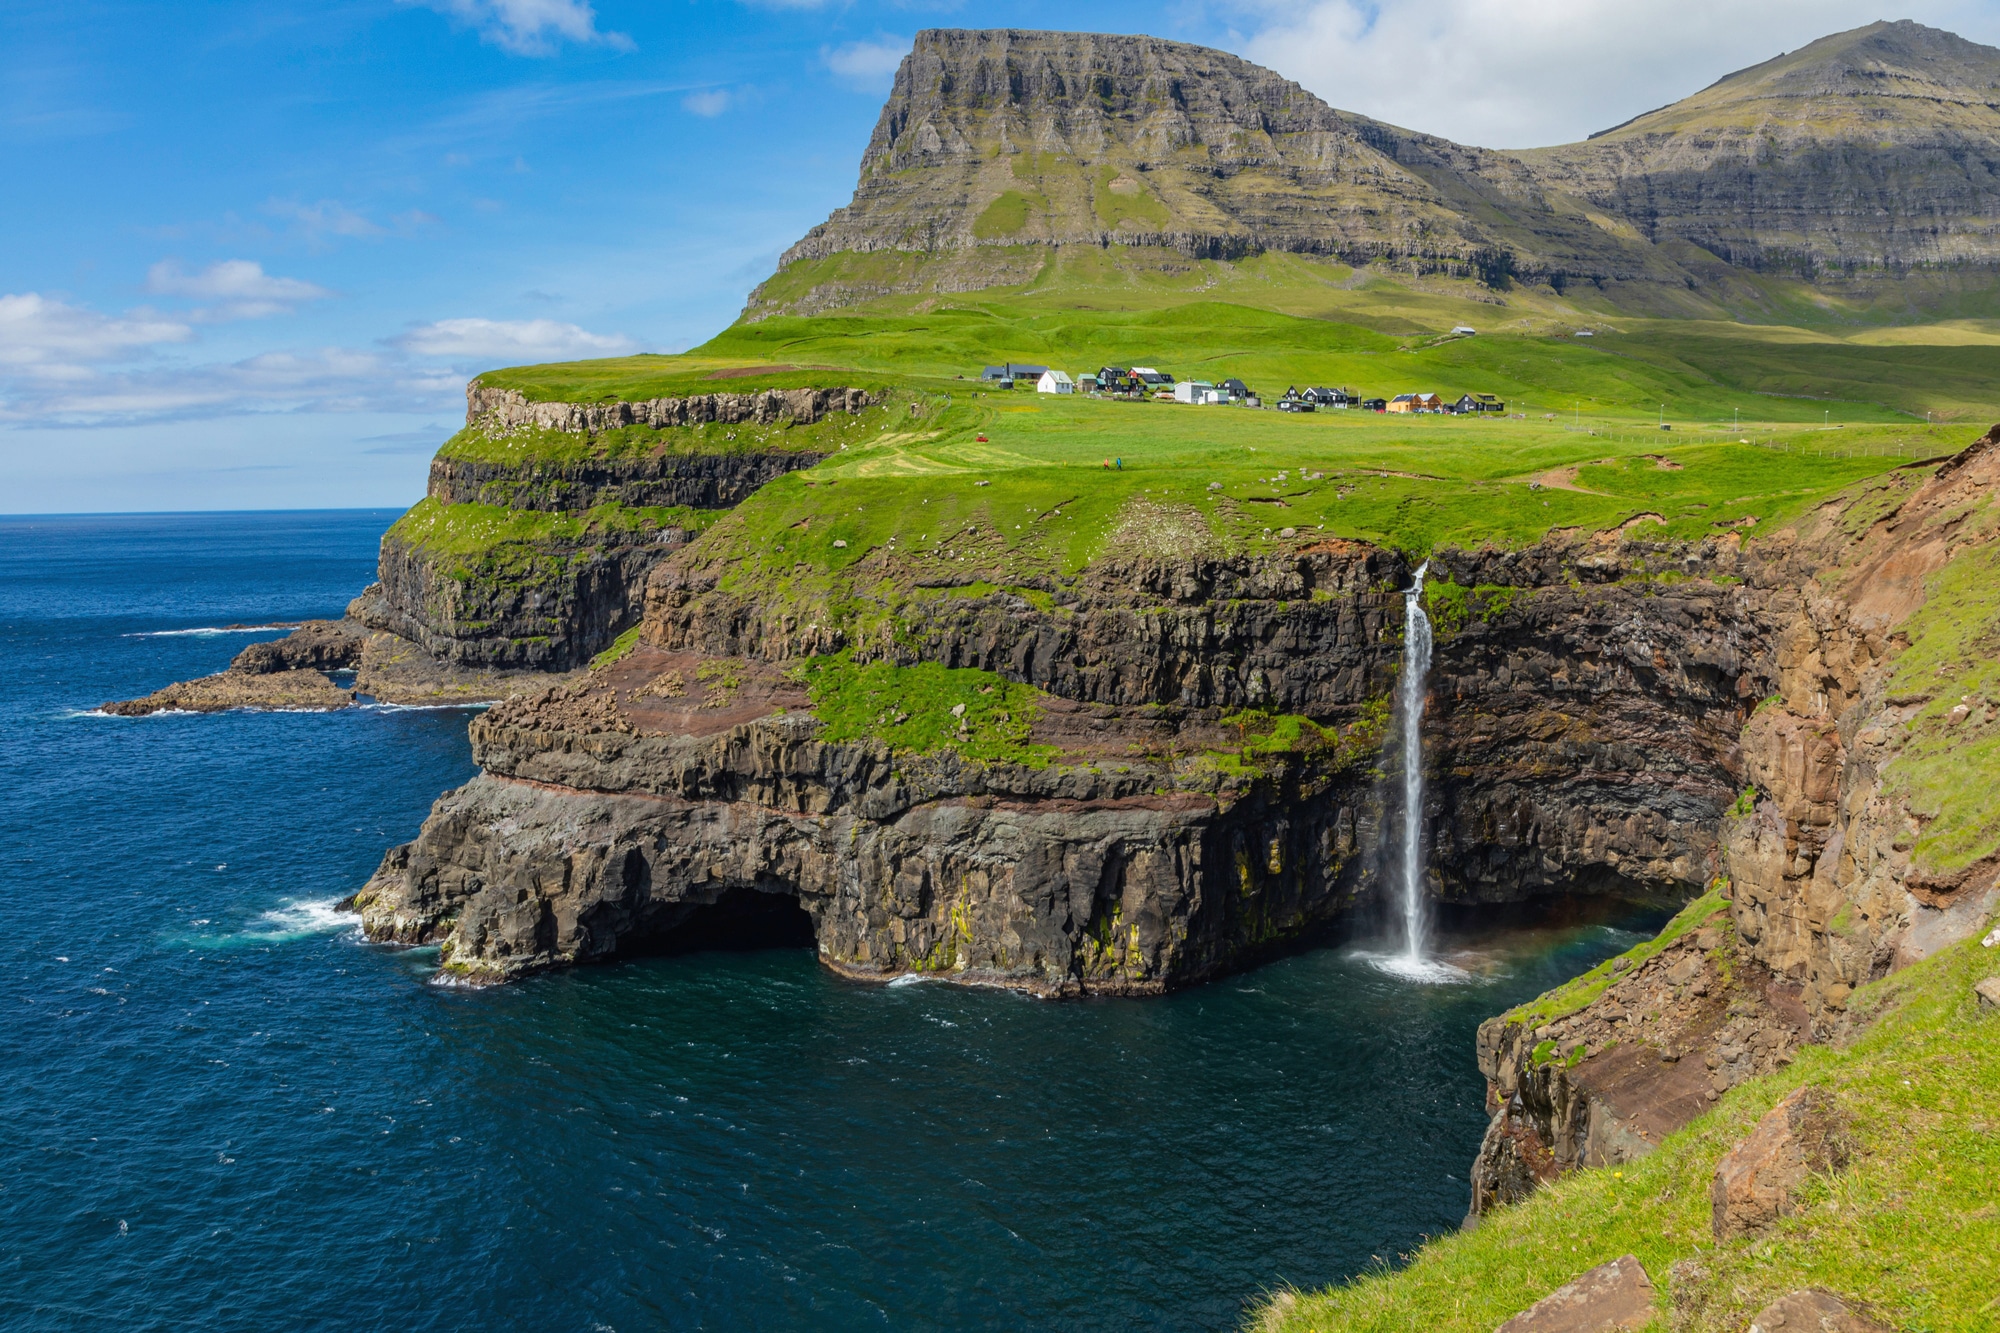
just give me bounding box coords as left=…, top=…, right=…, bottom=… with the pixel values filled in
left=1395, top=562, right=1434, bottom=965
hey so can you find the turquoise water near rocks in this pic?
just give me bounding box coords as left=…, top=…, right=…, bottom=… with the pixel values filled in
left=0, top=511, right=1660, bottom=1331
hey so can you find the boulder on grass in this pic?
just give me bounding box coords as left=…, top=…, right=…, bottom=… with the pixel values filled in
left=1712, top=1087, right=1849, bottom=1240
left=1495, top=1254, right=1655, bottom=1333
left=1747, top=1287, right=1892, bottom=1332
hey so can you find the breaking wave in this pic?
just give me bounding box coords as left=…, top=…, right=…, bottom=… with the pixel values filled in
left=176, top=898, right=359, bottom=949
left=125, top=624, right=298, bottom=637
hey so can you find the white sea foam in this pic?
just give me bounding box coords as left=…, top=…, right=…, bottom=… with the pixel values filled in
left=181, top=898, right=359, bottom=949
left=1352, top=949, right=1473, bottom=985
left=125, top=625, right=296, bottom=637
left=885, top=974, right=930, bottom=988
left=249, top=899, right=357, bottom=938
left=357, top=700, right=491, bottom=713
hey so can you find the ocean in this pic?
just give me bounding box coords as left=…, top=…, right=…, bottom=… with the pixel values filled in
left=0, top=510, right=1653, bottom=1331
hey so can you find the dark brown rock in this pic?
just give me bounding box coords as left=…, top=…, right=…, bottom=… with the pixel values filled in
left=1494, top=1255, right=1655, bottom=1333
left=1747, top=1288, right=1893, bottom=1333
left=101, top=668, right=355, bottom=716
left=1712, top=1087, right=1850, bottom=1239
left=229, top=618, right=364, bottom=674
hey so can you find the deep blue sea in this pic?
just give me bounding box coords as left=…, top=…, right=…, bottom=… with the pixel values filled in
left=0, top=511, right=1656, bottom=1331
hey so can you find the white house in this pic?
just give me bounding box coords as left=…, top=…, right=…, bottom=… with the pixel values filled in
left=1451, top=325, right=1477, bottom=336
left=1172, top=380, right=1216, bottom=404
left=1037, top=369, right=1075, bottom=395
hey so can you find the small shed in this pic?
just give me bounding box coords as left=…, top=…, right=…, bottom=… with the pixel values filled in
left=1038, top=370, right=1076, bottom=395
left=1451, top=325, right=1477, bottom=336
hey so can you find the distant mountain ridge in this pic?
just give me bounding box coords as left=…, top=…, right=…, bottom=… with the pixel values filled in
left=749, top=21, right=2000, bottom=318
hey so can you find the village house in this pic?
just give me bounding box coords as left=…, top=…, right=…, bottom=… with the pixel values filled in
left=1037, top=369, right=1075, bottom=395
left=979, top=363, right=1047, bottom=386
left=1455, top=392, right=1505, bottom=414
left=1386, top=392, right=1444, bottom=414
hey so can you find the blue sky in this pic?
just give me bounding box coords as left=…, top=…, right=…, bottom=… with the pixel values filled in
left=6, top=0, right=1997, bottom=512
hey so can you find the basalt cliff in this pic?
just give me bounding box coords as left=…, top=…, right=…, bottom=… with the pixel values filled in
left=349, top=527, right=1774, bottom=989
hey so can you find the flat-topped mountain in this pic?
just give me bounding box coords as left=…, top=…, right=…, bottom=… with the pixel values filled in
left=751, top=22, right=2000, bottom=318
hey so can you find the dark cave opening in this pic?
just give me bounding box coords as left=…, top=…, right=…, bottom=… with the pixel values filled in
left=624, top=885, right=817, bottom=959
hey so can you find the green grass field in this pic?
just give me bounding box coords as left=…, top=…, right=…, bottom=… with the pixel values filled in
left=683, top=393, right=1944, bottom=586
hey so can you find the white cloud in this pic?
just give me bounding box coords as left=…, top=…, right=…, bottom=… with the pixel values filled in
left=0, top=293, right=192, bottom=374
left=1238, top=0, right=2000, bottom=148
left=404, top=0, right=633, bottom=57
left=393, top=317, right=637, bottom=361
left=146, top=260, right=334, bottom=320
left=0, top=346, right=457, bottom=427
left=822, top=38, right=910, bottom=89
left=682, top=89, right=733, bottom=117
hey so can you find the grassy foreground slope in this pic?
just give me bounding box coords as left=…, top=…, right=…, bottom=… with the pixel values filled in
left=1253, top=470, right=2000, bottom=1331
left=1251, top=920, right=2000, bottom=1332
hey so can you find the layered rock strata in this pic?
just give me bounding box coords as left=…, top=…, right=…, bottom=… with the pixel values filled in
left=351, top=382, right=877, bottom=672
left=355, top=530, right=1795, bottom=985
left=750, top=23, right=2000, bottom=317
left=465, top=383, right=871, bottom=435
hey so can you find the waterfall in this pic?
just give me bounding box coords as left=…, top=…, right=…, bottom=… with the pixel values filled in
left=1395, top=561, right=1434, bottom=966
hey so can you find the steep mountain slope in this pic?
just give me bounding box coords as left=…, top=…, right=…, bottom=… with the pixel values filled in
left=750, top=23, right=2000, bottom=321
left=750, top=28, right=1692, bottom=318
left=1518, top=20, right=2000, bottom=273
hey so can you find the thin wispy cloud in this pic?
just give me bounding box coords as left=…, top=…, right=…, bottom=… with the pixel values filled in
left=403, top=0, right=634, bottom=56
left=264, top=197, right=383, bottom=243
left=0, top=345, right=455, bottom=427
left=392, top=317, right=637, bottom=361
left=0, top=284, right=637, bottom=427
left=361, top=424, right=456, bottom=455
left=682, top=89, right=734, bottom=117
left=145, top=260, right=333, bottom=321
left=822, top=38, right=910, bottom=89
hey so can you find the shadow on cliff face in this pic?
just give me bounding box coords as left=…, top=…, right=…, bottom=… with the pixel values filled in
left=620, top=886, right=817, bottom=960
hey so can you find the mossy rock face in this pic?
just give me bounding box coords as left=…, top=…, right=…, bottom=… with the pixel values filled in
left=369, top=510, right=677, bottom=670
